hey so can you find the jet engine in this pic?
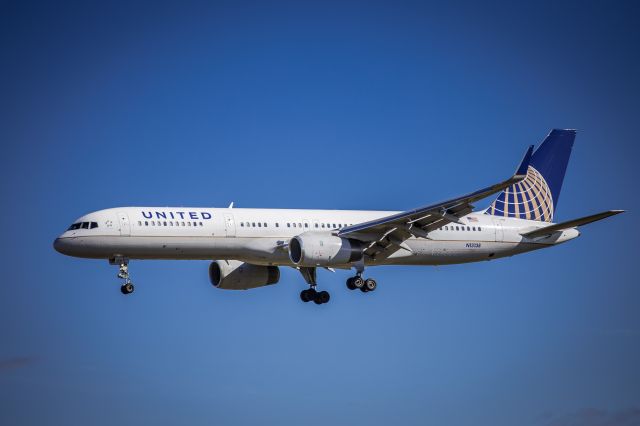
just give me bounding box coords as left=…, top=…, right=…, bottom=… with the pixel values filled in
left=209, top=260, right=280, bottom=290
left=289, top=232, right=364, bottom=267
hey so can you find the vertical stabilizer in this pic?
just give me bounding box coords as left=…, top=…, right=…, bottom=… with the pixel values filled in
left=485, top=129, right=575, bottom=222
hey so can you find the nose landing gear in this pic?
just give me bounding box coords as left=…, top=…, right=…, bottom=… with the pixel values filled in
left=120, top=281, right=135, bottom=295
left=111, top=257, right=134, bottom=295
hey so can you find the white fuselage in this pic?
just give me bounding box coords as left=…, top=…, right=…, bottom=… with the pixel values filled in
left=53, top=207, right=580, bottom=267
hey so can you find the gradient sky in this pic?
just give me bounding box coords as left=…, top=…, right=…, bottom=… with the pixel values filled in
left=1, top=1, right=639, bottom=425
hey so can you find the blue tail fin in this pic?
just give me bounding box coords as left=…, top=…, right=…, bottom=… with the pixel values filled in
left=485, top=129, right=575, bottom=222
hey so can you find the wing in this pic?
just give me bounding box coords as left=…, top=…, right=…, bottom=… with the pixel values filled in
left=520, top=210, right=624, bottom=238
left=338, top=145, right=534, bottom=258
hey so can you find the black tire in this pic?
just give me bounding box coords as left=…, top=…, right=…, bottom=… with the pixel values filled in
left=300, top=289, right=311, bottom=302
left=364, top=278, right=377, bottom=292
left=360, top=285, right=369, bottom=293
left=353, top=276, right=365, bottom=289
left=307, top=288, right=318, bottom=303
left=346, top=277, right=356, bottom=290
left=121, top=283, right=134, bottom=294
left=317, top=291, right=330, bottom=304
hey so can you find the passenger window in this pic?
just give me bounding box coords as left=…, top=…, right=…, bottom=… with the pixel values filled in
left=321, top=224, right=325, bottom=228
left=333, top=224, right=336, bottom=228
left=456, top=226, right=459, bottom=231
left=276, top=223, right=279, bottom=227
left=145, top=221, right=148, bottom=226
left=472, top=227, right=476, bottom=231
left=138, top=221, right=142, bottom=226
left=467, top=226, right=470, bottom=231
left=193, top=222, right=197, bottom=226
left=258, top=223, right=262, bottom=227
left=181, top=221, right=185, bottom=226
left=240, top=222, right=244, bottom=227
left=163, top=221, right=167, bottom=226
left=315, top=223, right=318, bottom=228
left=478, top=227, right=482, bottom=231
left=287, top=223, right=290, bottom=228
left=199, top=222, right=203, bottom=226
left=252, top=222, right=256, bottom=227
left=304, top=223, right=308, bottom=228
left=151, top=221, right=155, bottom=226
left=264, top=223, right=267, bottom=227
left=187, top=222, right=191, bottom=226
left=298, top=223, right=302, bottom=228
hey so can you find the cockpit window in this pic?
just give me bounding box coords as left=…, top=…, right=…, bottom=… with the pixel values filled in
left=68, top=221, right=98, bottom=230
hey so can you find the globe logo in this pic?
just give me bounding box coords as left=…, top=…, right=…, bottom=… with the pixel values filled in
left=487, top=166, right=554, bottom=222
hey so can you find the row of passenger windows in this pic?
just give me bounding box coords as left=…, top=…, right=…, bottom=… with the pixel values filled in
left=68, top=222, right=98, bottom=230
left=239, top=222, right=353, bottom=229
left=138, top=220, right=204, bottom=227
left=438, top=225, right=482, bottom=231
left=131, top=220, right=481, bottom=232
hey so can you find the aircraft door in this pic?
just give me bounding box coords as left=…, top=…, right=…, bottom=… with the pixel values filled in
left=118, top=212, right=131, bottom=236
left=494, top=219, right=505, bottom=242
left=224, top=213, right=236, bottom=237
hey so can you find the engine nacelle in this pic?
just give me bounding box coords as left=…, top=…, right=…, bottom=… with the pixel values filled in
left=289, top=232, right=363, bottom=267
left=209, top=260, right=280, bottom=290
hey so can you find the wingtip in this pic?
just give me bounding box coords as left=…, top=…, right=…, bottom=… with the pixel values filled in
left=514, top=145, right=534, bottom=177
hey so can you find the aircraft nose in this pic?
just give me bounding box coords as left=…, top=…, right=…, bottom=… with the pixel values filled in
left=53, top=238, right=63, bottom=254
left=53, top=237, right=73, bottom=255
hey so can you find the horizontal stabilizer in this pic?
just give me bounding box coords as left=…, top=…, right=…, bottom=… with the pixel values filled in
left=521, top=210, right=624, bottom=238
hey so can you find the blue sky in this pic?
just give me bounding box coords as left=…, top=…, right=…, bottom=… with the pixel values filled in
left=1, top=1, right=638, bottom=425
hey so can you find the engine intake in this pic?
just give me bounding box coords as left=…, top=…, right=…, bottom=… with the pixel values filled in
left=209, top=260, right=280, bottom=290
left=289, top=232, right=363, bottom=267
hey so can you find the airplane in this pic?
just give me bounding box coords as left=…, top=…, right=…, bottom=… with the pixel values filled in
left=54, top=129, right=623, bottom=305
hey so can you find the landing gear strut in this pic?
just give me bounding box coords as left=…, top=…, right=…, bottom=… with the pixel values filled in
left=111, top=257, right=134, bottom=295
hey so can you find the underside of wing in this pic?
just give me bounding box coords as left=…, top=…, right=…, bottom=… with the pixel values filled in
left=338, top=145, right=534, bottom=259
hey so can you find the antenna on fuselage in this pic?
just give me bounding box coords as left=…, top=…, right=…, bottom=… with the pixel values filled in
left=228, top=202, right=234, bottom=209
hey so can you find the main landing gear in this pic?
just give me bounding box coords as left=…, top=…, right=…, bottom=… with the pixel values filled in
left=346, top=273, right=377, bottom=293
left=296, top=266, right=375, bottom=305
left=111, top=257, right=134, bottom=295
left=298, top=267, right=330, bottom=305
left=300, top=287, right=330, bottom=305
